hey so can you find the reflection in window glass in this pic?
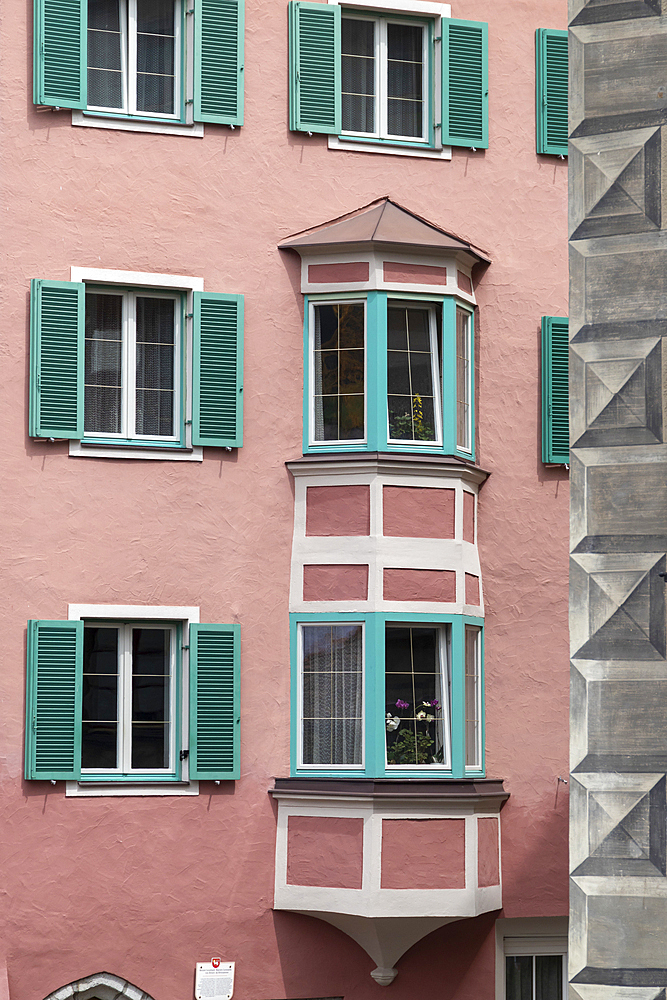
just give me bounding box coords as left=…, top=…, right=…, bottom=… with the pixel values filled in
left=313, top=304, right=365, bottom=442
left=456, top=308, right=472, bottom=451
left=301, top=624, right=363, bottom=765
left=385, top=626, right=449, bottom=767
left=387, top=304, right=439, bottom=442
left=506, top=955, right=563, bottom=1000
left=465, top=625, right=481, bottom=769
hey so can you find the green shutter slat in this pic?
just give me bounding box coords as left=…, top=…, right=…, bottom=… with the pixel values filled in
left=192, top=292, right=243, bottom=448
left=189, top=624, right=240, bottom=779
left=29, top=279, right=85, bottom=439
left=442, top=19, right=488, bottom=149
left=536, top=29, right=568, bottom=156
left=194, top=0, right=244, bottom=125
left=26, top=620, right=83, bottom=780
left=33, top=0, right=86, bottom=108
left=289, top=1, right=341, bottom=134
left=542, top=316, right=569, bottom=464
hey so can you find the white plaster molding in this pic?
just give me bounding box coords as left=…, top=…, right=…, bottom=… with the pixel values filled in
left=70, top=268, right=204, bottom=290
left=42, top=972, right=154, bottom=1000
left=299, top=249, right=476, bottom=299
left=328, top=0, right=450, bottom=15
left=72, top=111, right=204, bottom=137
left=328, top=135, right=452, bottom=160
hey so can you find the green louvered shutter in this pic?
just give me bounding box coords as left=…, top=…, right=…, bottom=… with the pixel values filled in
left=29, top=279, right=85, bottom=439
left=25, top=620, right=83, bottom=780
left=189, top=624, right=240, bottom=779
left=289, top=1, right=341, bottom=134
left=442, top=19, right=488, bottom=149
left=536, top=29, right=568, bottom=156
left=34, top=0, right=87, bottom=108
left=542, top=316, right=569, bottom=464
left=192, top=292, right=243, bottom=448
left=194, top=0, right=244, bottom=125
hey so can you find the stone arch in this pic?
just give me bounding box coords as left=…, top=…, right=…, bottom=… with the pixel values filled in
left=42, top=972, right=155, bottom=1000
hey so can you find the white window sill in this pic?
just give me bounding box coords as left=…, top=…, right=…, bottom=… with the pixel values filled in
left=72, top=111, right=204, bottom=138
left=329, top=135, right=452, bottom=160
left=66, top=780, right=200, bottom=797
left=69, top=440, right=204, bottom=461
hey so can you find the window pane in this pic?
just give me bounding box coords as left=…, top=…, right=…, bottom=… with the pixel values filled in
left=136, top=0, right=175, bottom=114
left=131, top=629, right=170, bottom=769
left=465, top=626, right=481, bottom=769
left=85, top=293, right=123, bottom=434
left=385, top=627, right=445, bottom=766
left=135, top=297, right=175, bottom=437
left=506, top=956, right=533, bottom=1000
left=82, top=627, right=119, bottom=769
left=387, top=24, right=423, bottom=138
left=457, top=308, right=471, bottom=450
left=87, top=0, right=123, bottom=109
left=313, top=304, right=365, bottom=441
left=342, top=19, right=375, bottom=133
left=536, top=956, right=563, bottom=1000
left=387, top=305, right=437, bottom=442
left=302, top=625, right=363, bottom=766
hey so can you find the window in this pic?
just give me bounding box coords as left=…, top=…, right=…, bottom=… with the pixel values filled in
left=34, top=0, right=244, bottom=130
left=293, top=613, right=483, bottom=778
left=540, top=316, right=569, bottom=464
left=29, top=271, right=243, bottom=457
left=306, top=293, right=474, bottom=459
left=536, top=29, right=568, bottom=156
left=289, top=1, right=488, bottom=152
left=502, top=935, right=567, bottom=1000
left=25, top=610, right=241, bottom=785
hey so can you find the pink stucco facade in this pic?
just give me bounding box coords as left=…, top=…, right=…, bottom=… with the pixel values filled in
left=0, top=0, right=569, bottom=996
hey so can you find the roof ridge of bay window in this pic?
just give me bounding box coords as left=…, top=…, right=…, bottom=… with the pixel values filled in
left=278, top=198, right=491, bottom=263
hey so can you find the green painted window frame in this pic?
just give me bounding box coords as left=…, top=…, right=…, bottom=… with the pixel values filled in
left=541, top=315, right=569, bottom=464
left=25, top=617, right=241, bottom=783
left=302, top=291, right=475, bottom=461
left=536, top=28, right=568, bottom=156
left=29, top=278, right=244, bottom=453
left=34, top=0, right=244, bottom=127
left=290, top=611, right=485, bottom=779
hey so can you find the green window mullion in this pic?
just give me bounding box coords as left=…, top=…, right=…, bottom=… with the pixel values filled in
left=541, top=316, right=569, bottom=463
left=536, top=29, right=568, bottom=156
left=365, top=614, right=385, bottom=777
left=366, top=291, right=386, bottom=452
left=26, top=620, right=83, bottom=780
left=29, top=278, right=85, bottom=439
left=449, top=615, right=465, bottom=777
left=442, top=18, right=488, bottom=149
left=289, top=1, right=341, bottom=134
left=441, top=296, right=457, bottom=456
left=34, top=0, right=87, bottom=108
left=189, top=623, right=240, bottom=780
left=194, top=0, right=244, bottom=126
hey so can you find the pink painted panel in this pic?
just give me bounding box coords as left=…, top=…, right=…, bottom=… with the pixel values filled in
left=383, top=261, right=448, bottom=285
left=463, top=491, right=476, bottom=542
left=457, top=270, right=473, bottom=294
left=478, top=818, right=500, bottom=887
left=383, top=486, right=455, bottom=538
left=381, top=819, right=465, bottom=889
left=306, top=485, right=370, bottom=536
left=383, top=569, right=456, bottom=602
left=308, top=261, right=369, bottom=283
left=465, top=574, right=480, bottom=605
left=303, top=564, right=369, bottom=601
left=287, top=816, right=364, bottom=889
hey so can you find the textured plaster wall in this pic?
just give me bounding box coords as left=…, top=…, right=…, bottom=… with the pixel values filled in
left=0, top=0, right=568, bottom=996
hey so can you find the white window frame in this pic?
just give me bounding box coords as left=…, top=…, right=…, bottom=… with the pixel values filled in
left=67, top=604, right=200, bottom=796
left=456, top=305, right=473, bottom=455
left=297, top=621, right=366, bottom=771
left=309, top=298, right=368, bottom=449
left=84, top=287, right=181, bottom=443
left=74, top=0, right=202, bottom=137
left=341, top=13, right=429, bottom=144
left=70, top=268, right=204, bottom=461
left=495, top=917, right=568, bottom=1000
left=386, top=300, right=443, bottom=447
left=384, top=622, right=452, bottom=771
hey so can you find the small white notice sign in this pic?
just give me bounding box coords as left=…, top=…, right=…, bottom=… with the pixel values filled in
left=195, top=961, right=235, bottom=1000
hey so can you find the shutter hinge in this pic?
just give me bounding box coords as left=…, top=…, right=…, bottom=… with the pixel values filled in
left=186, top=99, right=193, bottom=105
left=185, top=419, right=192, bottom=425
left=182, top=644, right=190, bottom=650
left=434, top=35, right=441, bottom=41
left=186, top=312, right=193, bottom=319
left=180, top=749, right=190, bottom=761
left=186, top=7, right=194, bottom=13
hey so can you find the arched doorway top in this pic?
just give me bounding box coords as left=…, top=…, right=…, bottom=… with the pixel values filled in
left=42, top=972, right=155, bottom=1000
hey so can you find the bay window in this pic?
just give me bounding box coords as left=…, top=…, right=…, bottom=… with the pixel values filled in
left=293, top=613, right=484, bottom=778
left=305, top=293, right=474, bottom=459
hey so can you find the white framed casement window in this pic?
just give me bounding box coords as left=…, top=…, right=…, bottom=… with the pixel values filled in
left=298, top=622, right=365, bottom=769
left=456, top=305, right=473, bottom=454
left=310, top=300, right=367, bottom=446
left=87, top=0, right=182, bottom=119
left=385, top=623, right=451, bottom=769
left=464, top=623, right=481, bottom=770
left=501, top=932, right=567, bottom=1000
left=386, top=300, right=443, bottom=445
left=84, top=287, right=181, bottom=443
left=341, top=13, right=429, bottom=143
